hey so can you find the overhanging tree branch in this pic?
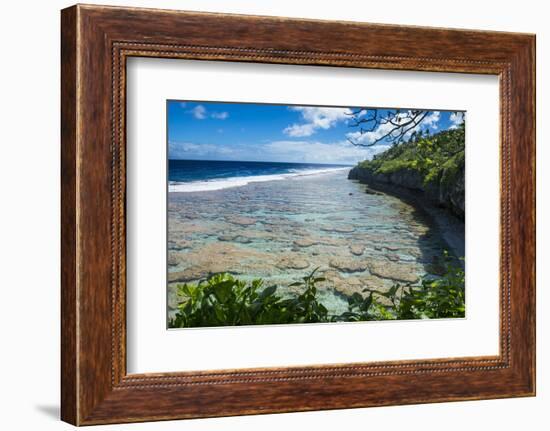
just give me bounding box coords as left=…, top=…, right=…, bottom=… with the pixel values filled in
left=346, top=109, right=429, bottom=147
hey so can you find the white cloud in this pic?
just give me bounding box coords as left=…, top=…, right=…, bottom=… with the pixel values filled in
left=424, top=111, right=440, bottom=129
left=449, top=112, right=465, bottom=128
left=188, top=105, right=229, bottom=120
left=283, top=123, right=317, bottom=138
left=190, top=105, right=207, bottom=119
left=264, top=140, right=388, bottom=164
left=211, top=111, right=229, bottom=120
left=284, top=106, right=352, bottom=137
left=346, top=110, right=441, bottom=145
left=169, top=138, right=391, bottom=164
left=169, top=141, right=234, bottom=159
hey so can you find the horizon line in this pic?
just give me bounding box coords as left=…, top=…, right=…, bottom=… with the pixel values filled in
left=167, top=158, right=355, bottom=165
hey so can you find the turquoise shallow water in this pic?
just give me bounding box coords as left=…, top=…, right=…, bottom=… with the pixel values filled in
left=167, top=170, right=452, bottom=318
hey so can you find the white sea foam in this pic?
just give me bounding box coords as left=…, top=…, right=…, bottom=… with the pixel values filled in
left=169, top=167, right=350, bottom=193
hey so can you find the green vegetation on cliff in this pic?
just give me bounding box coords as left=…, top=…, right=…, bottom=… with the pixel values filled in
left=357, top=123, right=465, bottom=187
left=169, top=253, right=465, bottom=328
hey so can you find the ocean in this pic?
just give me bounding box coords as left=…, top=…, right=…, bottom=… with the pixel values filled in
left=168, top=159, right=352, bottom=192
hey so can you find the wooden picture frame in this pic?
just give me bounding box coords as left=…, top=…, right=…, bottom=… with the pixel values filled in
left=61, top=4, right=535, bottom=425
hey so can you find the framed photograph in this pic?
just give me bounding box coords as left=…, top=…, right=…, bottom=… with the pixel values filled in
left=61, top=4, right=536, bottom=425
left=164, top=100, right=465, bottom=330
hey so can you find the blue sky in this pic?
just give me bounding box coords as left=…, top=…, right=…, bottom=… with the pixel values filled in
left=167, top=101, right=464, bottom=165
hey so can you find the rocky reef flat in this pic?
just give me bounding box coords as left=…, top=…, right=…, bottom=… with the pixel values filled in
left=348, top=166, right=465, bottom=259
left=167, top=170, right=458, bottom=318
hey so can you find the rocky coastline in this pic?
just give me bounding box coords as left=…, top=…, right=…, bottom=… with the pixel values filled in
left=348, top=164, right=465, bottom=220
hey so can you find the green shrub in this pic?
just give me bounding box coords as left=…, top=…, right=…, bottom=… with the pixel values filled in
left=366, top=251, right=465, bottom=320
left=358, top=123, right=465, bottom=187
left=169, top=253, right=465, bottom=328
left=169, top=269, right=330, bottom=328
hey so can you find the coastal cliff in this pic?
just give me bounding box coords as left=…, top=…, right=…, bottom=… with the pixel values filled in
left=348, top=163, right=465, bottom=219
left=348, top=125, right=465, bottom=220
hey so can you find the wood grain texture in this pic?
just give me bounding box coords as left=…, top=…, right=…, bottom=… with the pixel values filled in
left=60, top=5, right=78, bottom=425
left=60, top=4, right=536, bottom=426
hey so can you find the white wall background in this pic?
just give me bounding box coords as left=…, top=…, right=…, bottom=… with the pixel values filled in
left=0, top=0, right=546, bottom=429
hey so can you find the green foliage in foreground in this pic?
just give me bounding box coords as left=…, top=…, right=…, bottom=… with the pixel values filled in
left=169, top=254, right=465, bottom=328
left=357, top=123, right=465, bottom=186
left=376, top=252, right=465, bottom=320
